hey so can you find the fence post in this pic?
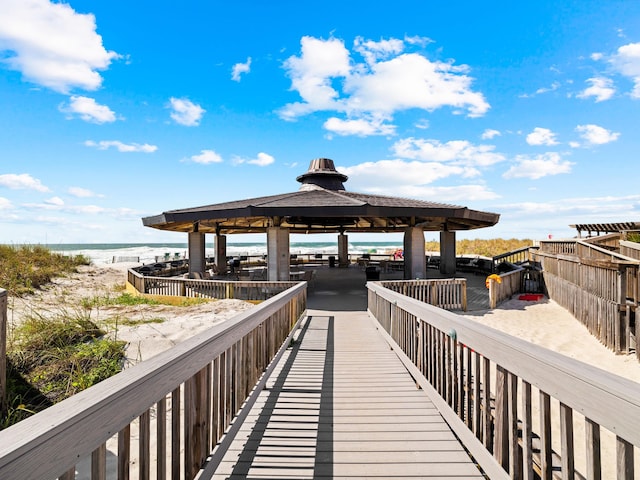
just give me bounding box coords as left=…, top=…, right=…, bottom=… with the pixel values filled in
left=0, top=289, right=6, bottom=414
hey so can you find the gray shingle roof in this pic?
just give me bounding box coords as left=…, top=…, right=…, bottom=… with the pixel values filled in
left=142, top=159, right=499, bottom=234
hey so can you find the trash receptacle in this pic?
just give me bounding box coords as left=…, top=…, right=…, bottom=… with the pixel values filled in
left=328, top=255, right=336, bottom=268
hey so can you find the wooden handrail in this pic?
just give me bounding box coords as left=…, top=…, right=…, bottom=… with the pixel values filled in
left=127, top=268, right=299, bottom=301
left=0, top=283, right=306, bottom=479
left=379, top=278, right=467, bottom=311
left=0, top=289, right=6, bottom=415
left=368, top=283, right=640, bottom=479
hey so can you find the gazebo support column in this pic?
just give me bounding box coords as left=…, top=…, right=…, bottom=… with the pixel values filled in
left=404, top=227, right=426, bottom=279
left=267, top=226, right=290, bottom=281
left=338, top=233, right=349, bottom=267
left=440, top=231, right=456, bottom=275
left=214, top=234, right=227, bottom=273
left=188, top=231, right=206, bottom=277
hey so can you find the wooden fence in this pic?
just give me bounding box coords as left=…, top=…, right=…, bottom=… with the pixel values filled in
left=0, top=289, right=5, bottom=414
left=492, top=246, right=534, bottom=271
left=488, top=268, right=525, bottom=309
left=620, top=240, right=640, bottom=262
left=127, top=269, right=298, bottom=301
left=379, top=278, right=468, bottom=311
left=367, top=283, right=640, bottom=480
left=538, top=240, right=577, bottom=255
left=0, top=283, right=307, bottom=480
left=533, top=242, right=639, bottom=358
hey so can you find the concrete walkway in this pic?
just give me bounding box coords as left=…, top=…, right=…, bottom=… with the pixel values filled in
left=210, top=308, right=484, bottom=479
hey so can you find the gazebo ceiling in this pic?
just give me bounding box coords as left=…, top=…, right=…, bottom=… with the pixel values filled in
left=142, top=158, right=500, bottom=235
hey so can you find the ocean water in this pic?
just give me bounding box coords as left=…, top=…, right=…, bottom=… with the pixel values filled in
left=49, top=242, right=404, bottom=265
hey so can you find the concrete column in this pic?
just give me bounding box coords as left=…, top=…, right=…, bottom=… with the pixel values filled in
left=338, top=233, right=349, bottom=267
left=403, top=227, right=426, bottom=279
left=267, top=226, right=290, bottom=281
left=215, top=233, right=227, bottom=272
left=440, top=230, right=456, bottom=275
left=188, top=231, right=206, bottom=277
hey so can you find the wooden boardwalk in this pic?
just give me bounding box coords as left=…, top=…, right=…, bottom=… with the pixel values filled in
left=211, top=310, right=484, bottom=479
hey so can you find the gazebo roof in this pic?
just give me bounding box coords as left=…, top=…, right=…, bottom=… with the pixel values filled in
left=142, top=158, right=500, bottom=234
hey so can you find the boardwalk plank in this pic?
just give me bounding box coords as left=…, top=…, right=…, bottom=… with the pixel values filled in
left=207, top=310, right=483, bottom=479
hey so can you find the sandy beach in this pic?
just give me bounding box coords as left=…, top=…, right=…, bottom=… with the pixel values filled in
left=6, top=262, right=255, bottom=365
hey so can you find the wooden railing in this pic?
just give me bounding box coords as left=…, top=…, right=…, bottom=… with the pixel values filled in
left=127, top=269, right=298, bottom=301
left=0, top=283, right=307, bottom=480
left=492, top=246, right=534, bottom=270
left=581, top=233, right=620, bottom=250
left=538, top=240, right=577, bottom=255
left=0, top=289, right=6, bottom=414
left=533, top=243, right=639, bottom=357
left=488, top=268, right=525, bottom=309
left=379, top=278, right=467, bottom=311
left=367, top=283, right=640, bottom=480
left=621, top=240, right=640, bottom=262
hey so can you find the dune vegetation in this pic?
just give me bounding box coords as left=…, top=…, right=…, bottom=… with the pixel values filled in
left=0, top=245, right=125, bottom=428
left=425, top=238, right=534, bottom=257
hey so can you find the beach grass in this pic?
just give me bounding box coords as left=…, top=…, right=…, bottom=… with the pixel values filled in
left=425, top=238, right=533, bottom=257
left=4, top=309, right=126, bottom=428
left=0, top=244, right=89, bottom=296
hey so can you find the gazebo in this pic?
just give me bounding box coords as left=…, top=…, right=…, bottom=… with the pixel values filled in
left=142, top=158, right=500, bottom=280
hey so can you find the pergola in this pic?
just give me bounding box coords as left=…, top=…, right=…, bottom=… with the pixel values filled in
left=571, top=222, right=640, bottom=238
left=142, top=158, right=500, bottom=280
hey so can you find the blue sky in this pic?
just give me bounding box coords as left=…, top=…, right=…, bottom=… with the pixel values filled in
left=1, top=0, right=639, bottom=245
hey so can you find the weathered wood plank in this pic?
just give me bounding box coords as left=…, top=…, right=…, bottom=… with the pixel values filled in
left=585, top=418, right=601, bottom=480
left=560, top=402, right=574, bottom=480
left=209, top=311, right=486, bottom=479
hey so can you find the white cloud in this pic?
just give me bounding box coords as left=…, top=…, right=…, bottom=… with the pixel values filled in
left=392, top=184, right=499, bottom=202
left=590, top=52, right=604, bottom=61
left=68, top=186, right=100, bottom=197
left=233, top=152, right=275, bottom=167
left=338, top=159, right=499, bottom=202
left=526, top=127, right=559, bottom=146
left=84, top=140, right=158, bottom=152
left=341, top=159, right=470, bottom=187
left=45, top=196, right=64, bottom=206
left=506, top=194, right=640, bottom=219
left=0, top=0, right=119, bottom=93
left=0, top=197, right=12, bottom=209
left=280, top=37, right=351, bottom=119
left=404, top=35, right=434, bottom=48
left=323, top=116, right=395, bottom=137
left=611, top=42, right=640, bottom=98
left=391, top=138, right=505, bottom=167
left=535, top=81, right=560, bottom=95
left=575, top=124, right=620, bottom=145
left=577, top=77, right=615, bottom=102
left=0, top=173, right=49, bottom=191
left=279, top=35, right=489, bottom=133
left=503, top=152, right=574, bottom=180
left=353, top=36, right=405, bottom=65
left=481, top=129, right=501, bottom=140
left=231, top=57, right=251, bottom=82
left=248, top=152, right=275, bottom=166
left=59, top=95, right=117, bottom=123
left=168, top=97, right=205, bottom=126
left=186, top=149, right=223, bottom=164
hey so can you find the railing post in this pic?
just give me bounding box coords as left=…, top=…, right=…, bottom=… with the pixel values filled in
left=494, top=365, right=509, bottom=471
